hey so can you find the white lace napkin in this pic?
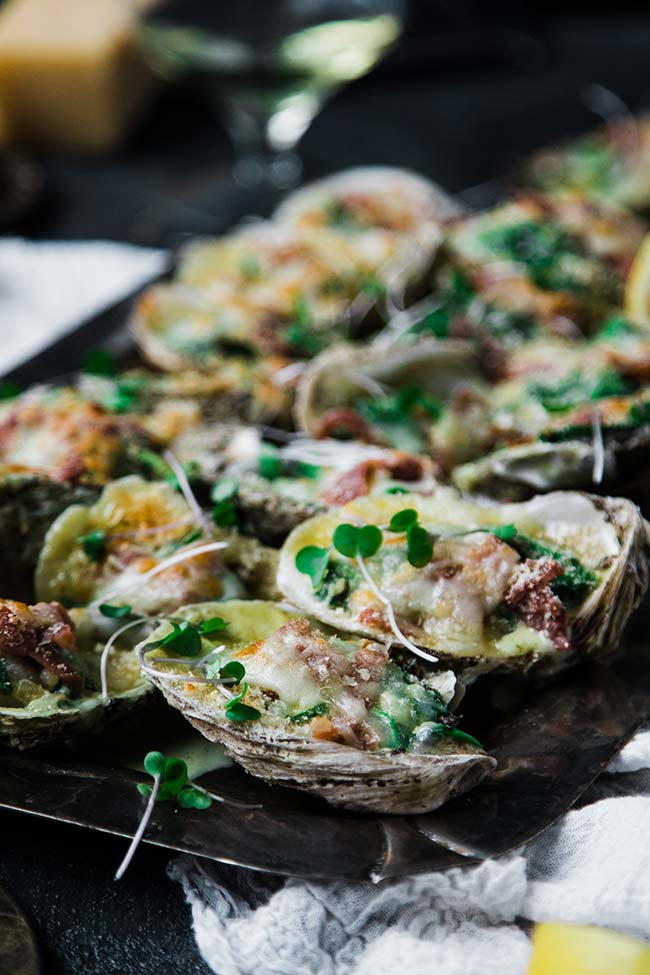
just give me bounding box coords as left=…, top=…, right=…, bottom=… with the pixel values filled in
left=5, top=237, right=650, bottom=975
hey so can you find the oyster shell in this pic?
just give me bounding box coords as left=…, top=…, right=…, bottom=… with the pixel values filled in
left=294, top=338, right=478, bottom=450
left=277, top=488, right=650, bottom=672
left=0, top=473, right=98, bottom=600
left=0, top=600, right=150, bottom=749
left=140, top=600, right=493, bottom=813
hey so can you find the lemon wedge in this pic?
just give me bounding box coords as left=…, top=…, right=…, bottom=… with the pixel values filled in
left=528, top=923, right=650, bottom=974
left=625, top=233, right=650, bottom=325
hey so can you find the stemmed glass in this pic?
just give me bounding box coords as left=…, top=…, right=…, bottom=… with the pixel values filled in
left=142, top=0, right=406, bottom=189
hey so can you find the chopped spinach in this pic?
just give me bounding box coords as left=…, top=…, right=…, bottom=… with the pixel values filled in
left=507, top=532, right=597, bottom=604
left=289, top=702, right=329, bottom=723
left=528, top=368, right=636, bottom=414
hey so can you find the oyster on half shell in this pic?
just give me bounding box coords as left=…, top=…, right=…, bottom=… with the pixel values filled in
left=140, top=600, right=493, bottom=814
left=278, top=488, right=649, bottom=674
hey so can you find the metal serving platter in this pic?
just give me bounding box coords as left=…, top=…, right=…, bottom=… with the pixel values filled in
left=1, top=281, right=650, bottom=881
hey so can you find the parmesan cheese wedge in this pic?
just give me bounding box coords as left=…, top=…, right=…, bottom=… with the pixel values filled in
left=0, top=0, right=154, bottom=150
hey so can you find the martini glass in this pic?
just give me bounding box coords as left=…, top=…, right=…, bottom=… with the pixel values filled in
left=142, top=0, right=405, bottom=189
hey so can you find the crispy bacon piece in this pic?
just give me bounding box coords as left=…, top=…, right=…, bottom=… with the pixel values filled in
left=0, top=600, right=82, bottom=690
left=320, top=454, right=426, bottom=505
left=314, top=408, right=376, bottom=442
left=505, top=557, right=571, bottom=652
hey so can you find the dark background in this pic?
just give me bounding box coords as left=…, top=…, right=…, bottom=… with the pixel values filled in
left=4, top=6, right=650, bottom=974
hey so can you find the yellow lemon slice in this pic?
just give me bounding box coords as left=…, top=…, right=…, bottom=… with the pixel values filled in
left=528, top=923, right=650, bottom=975
left=625, top=232, right=650, bottom=325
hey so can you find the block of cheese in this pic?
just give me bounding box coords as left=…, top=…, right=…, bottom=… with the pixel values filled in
left=0, top=0, right=155, bottom=151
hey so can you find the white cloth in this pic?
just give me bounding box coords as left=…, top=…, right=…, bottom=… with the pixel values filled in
left=170, top=730, right=650, bottom=975
left=0, top=238, right=165, bottom=375
left=5, top=238, right=650, bottom=975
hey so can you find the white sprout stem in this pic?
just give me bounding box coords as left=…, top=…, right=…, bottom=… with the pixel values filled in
left=355, top=555, right=438, bottom=664
left=272, top=361, right=308, bottom=386
left=163, top=449, right=213, bottom=538
left=137, top=645, right=234, bottom=688
left=100, top=617, right=155, bottom=699
left=88, top=541, right=228, bottom=609
left=592, top=407, right=605, bottom=486
left=350, top=371, right=388, bottom=399
left=189, top=781, right=261, bottom=810
left=115, top=772, right=161, bottom=881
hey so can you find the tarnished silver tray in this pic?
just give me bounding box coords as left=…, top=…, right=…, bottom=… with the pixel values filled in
left=1, top=282, right=650, bottom=881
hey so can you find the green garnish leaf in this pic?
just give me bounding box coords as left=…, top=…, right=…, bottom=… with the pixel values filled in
left=385, top=486, right=409, bottom=495
left=99, top=603, right=132, bottom=619
left=198, top=617, right=227, bottom=636
left=225, top=683, right=261, bottom=722
left=295, top=545, right=331, bottom=589
left=357, top=524, right=382, bottom=558
left=388, top=508, right=419, bottom=532
left=0, top=381, right=20, bottom=400
left=83, top=347, right=118, bottom=377
left=332, top=523, right=360, bottom=559
left=211, top=478, right=238, bottom=528
left=406, top=523, right=433, bottom=568
left=79, top=529, right=107, bottom=561
left=211, top=478, right=238, bottom=504
left=178, top=787, right=213, bottom=810
left=145, top=620, right=203, bottom=657
left=490, top=524, right=517, bottom=541
left=288, top=702, right=329, bottom=723
left=258, top=447, right=283, bottom=480
left=629, top=401, right=650, bottom=427
left=143, top=751, right=166, bottom=776
left=218, top=660, right=245, bottom=684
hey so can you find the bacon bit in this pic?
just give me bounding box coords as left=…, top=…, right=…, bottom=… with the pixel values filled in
left=320, top=453, right=425, bottom=506
left=284, top=619, right=349, bottom=682
left=320, top=461, right=373, bottom=505
left=505, top=557, right=571, bottom=652
left=385, top=454, right=424, bottom=481
left=358, top=606, right=392, bottom=633
left=314, top=408, right=376, bottom=442
left=311, top=715, right=345, bottom=742
left=353, top=643, right=389, bottom=702
left=0, top=600, right=82, bottom=689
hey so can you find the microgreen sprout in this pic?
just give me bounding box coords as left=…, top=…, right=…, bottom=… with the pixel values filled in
left=88, top=540, right=228, bottom=610
left=83, top=347, right=118, bottom=378
left=296, top=513, right=438, bottom=664
left=163, top=449, right=213, bottom=538
left=78, top=529, right=107, bottom=561
left=99, top=603, right=132, bottom=619
left=0, top=380, right=21, bottom=400
left=211, top=478, right=239, bottom=528
left=115, top=750, right=260, bottom=879
left=224, top=683, right=261, bottom=722
left=386, top=509, right=433, bottom=568
left=592, top=407, right=605, bottom=485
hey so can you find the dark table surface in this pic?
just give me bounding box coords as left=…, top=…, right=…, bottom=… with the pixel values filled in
left=5, top=13, right=650, bottom=974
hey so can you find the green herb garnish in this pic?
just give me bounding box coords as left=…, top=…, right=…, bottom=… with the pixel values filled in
left=138, top=751, right=212, bottom=808
left=225, top=683, right=261, bottom=722
left=295, top=545, right=331, bottom=589
left=79, top=529, right=107, bottom=561
left=0, top=381, right=20, bottom=400
left=211, top=478, right=238, bottom=528
left=332, top=523, right=382, bottom=559
left=144, top=620, right=202, bottom=658
left=83, top=347, right=118, bottom=377
left=289, top=702, right=329, bottom=723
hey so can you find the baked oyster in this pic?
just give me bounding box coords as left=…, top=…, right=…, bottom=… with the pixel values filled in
left=139, top=599, right=492, bottom=813
left=0, top=598, right=149, bottom=749
left=275, top=167, right=462, bottom=303
left=294, top=337, right=479, bottom=460
left=520, top=114, right=650, bottom=212
left=278, top=488, right=649, bottom=673
left=34, top=476, right=241, bottom=615
left=446, top=193, right=646, bottom=334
